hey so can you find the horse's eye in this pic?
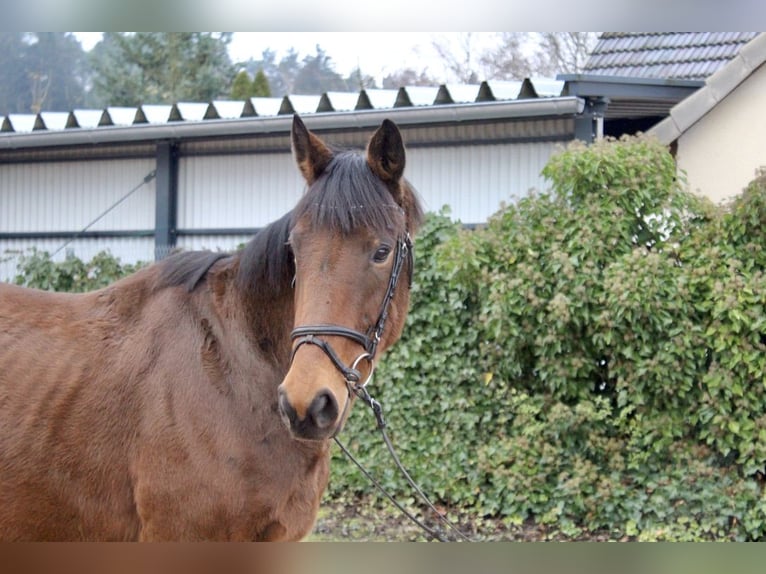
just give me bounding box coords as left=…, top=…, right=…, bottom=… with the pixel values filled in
left=373, top=245, right=392, bottom=263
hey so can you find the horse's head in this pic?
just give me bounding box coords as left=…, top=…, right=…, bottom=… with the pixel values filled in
left=277, top=116, right=423, bottom=441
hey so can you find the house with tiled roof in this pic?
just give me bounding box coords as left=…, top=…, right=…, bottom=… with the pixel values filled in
left=584, top=32, right=759, bottom=80
left=648, top=33, right=766, bottom=203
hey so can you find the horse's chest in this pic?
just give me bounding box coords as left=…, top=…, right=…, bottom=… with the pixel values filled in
left=253, top=440, right=331, bottom=541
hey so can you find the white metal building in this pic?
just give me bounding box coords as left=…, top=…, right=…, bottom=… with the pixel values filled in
left=0, top=77, right=699, bottom=281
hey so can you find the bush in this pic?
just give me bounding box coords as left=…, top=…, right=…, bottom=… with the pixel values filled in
left=333, top=136, right=766, bottom=540
left=12, top=248, right=143, bottom=292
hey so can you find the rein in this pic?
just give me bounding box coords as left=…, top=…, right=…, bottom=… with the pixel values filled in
left=288, top=232, right=473, bottom=542
left=335, top=384, right=473, bottom=542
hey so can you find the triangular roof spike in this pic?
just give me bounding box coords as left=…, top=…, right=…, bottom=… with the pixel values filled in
left=241, top=99, right=256, bottom=117
left=394, top=87, right=413, bottom=107
left=168, top=105, right=183, bottom=122
left=518, top=78, right=539, bottom=99
left=33, top=115, right=47, bottom=131
left=99, top=110, right=114, bottom=127
left=204, top=103, right=221, bottom=120
left=355, top=90, right=373, bottom=110
left=66, top=112, right=80, bottom=129
left=434, top=85, right=454, bottom=105
left=476, top=81, right=496, bottom=102
left=1, top=117, right=14, bottom=132
left=133, top=108, right=148, bottom=124
left=278, top=96, right=295, bottom=115
left=317, top=93, right=334, bottom=112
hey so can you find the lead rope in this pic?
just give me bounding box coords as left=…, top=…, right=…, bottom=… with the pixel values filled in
left=334, top=383, right=474, bottom=542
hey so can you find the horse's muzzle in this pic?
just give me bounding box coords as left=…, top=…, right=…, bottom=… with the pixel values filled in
left=278, top=386, right=339, bottom=441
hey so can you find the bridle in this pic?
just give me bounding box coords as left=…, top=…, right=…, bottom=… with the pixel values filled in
left=289, top=232, right=413, bottom=414
left=286, top=231, right=472, bottom=542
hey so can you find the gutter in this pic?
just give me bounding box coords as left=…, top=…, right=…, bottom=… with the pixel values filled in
left=0, top=97, right=585, bottom=150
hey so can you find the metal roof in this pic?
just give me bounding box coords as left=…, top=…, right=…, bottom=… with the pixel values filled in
left=650, top=32, right=766, bottom=144
left=0, top=74, right=703, bottom=150
left=584, top=32, right=760, bottom=80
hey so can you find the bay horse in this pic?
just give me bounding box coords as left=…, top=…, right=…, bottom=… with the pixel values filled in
left=0, top=116, right=423, bottom=541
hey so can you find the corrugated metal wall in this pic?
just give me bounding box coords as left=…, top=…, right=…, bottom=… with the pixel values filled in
left=177, top=153, right=303, bottom=230
left=0, top=158, right=156, bottom=281
left=173, top=141, right=559, bottom=251
left=1, top=123, right=566, bottom=282
left=0, top=159, right=155, bottom=232
left=407, top=142, right=558, bottom=222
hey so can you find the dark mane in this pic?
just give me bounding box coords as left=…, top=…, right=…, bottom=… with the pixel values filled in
left=236, top=211, right=294, bottom=295
left=293, top=151, right=407, bottom=235
left=152, top=212, right=294, bottom=295
left=154, top=251, right=231, bottom=293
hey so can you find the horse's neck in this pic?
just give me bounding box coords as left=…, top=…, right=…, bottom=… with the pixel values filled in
left=225, top=258, right=295, bottom=370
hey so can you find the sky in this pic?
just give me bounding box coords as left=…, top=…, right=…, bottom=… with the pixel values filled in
left=73, top=32, right=508, bottom=86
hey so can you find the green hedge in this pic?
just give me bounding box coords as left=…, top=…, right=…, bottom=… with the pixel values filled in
left=11, top=247, right=142, bottom=292
left=331, top=138, right=766, bottom=541
left=10, top=139, right=766, bottom=540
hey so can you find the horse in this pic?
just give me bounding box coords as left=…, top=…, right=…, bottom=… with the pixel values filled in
left=0, top=115, right=424, bottom=541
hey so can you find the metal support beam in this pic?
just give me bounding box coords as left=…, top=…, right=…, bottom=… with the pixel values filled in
left=574, top=97, right=609, bottom=143
left=154, top=142, right=178, bottom=260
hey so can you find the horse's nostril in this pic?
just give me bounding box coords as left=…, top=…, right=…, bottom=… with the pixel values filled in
left=277, top=387, right=297, bottom=425
left=308, top=389, right=338, bottom=430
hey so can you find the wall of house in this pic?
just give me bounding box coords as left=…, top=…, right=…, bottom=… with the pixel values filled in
left=676, top=64, right=766, bottom=203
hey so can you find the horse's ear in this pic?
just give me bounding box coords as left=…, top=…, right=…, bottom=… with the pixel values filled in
left=367, top=119, right=405, bottom=186
left=291, top=115, right=333, bottom=185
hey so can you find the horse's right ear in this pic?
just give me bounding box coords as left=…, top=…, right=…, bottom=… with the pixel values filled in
left=291, top=115, right=333, bottom=186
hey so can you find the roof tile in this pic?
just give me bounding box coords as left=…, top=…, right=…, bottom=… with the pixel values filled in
left=585, top=32, right=759, bottom=80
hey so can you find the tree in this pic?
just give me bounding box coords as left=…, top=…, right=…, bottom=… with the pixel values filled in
left=478, top=32, right=536, bottom=81
left=534, top=32, right=599, bottom=75
left=381, top=68, right=439, bottom=89
left=425, top=32, right=599, bottom=83
left=0, top=33, right=28, bottom=114
left=346, top=67, right=377, bottom=91
left=252, top=69, right=271, bottom=97
left=88, top=33, right=236, bottom=106
left=27, top=33, right=89, bottom=112
left=0, top=32, right=88, bottom=114
left=292, top=45, right=347, bottom=94
left=230, top=69, right=271, bottom=99
left=430, top=32, right=482, bottom=83
left=276, top=48, right=302, bottom=95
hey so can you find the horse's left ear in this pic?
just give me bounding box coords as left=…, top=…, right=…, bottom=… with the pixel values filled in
left=367, top=119, right=406, bottom=188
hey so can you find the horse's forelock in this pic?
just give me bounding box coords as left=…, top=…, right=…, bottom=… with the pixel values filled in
left=293, top=152, right=420, bottom=237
